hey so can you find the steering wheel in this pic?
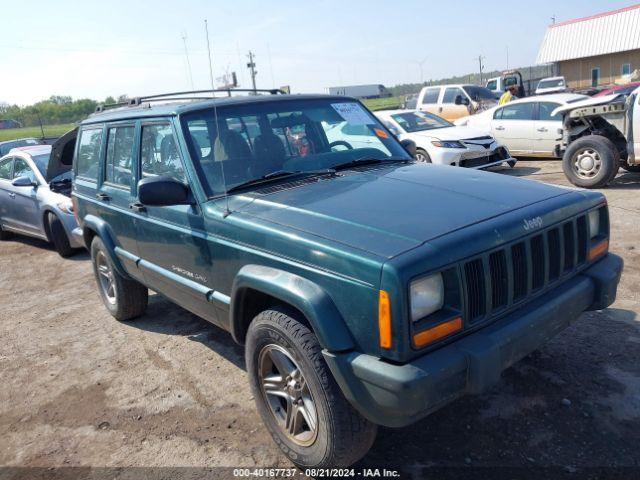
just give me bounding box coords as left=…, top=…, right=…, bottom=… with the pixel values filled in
left=329, top=140, right=354, bottom=151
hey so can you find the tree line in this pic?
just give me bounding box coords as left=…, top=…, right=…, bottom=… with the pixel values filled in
left=0, top=95, right=128, bottom=128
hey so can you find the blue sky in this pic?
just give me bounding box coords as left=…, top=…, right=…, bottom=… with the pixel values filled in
left=0, top=0, right=634, bottom=105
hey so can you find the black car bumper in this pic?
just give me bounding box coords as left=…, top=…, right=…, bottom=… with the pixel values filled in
left=323, top=253, right=623, bottom=428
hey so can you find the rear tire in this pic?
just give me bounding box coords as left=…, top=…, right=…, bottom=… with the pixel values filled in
left=246, top=307, right=377, bottom=468
left=90, top=236, right=148, bottom=321
left=415, top=148, right=432, bottom=163
left=47, top=213, right=75, bottom=257
left=562, top=136, right=620, bottom=188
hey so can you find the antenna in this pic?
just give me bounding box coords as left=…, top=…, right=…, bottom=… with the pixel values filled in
left=204, top=20, right=215, bottom=91
left=181, top=31, right=195, bottom=90
left=204, top=19, right=231, bottom=217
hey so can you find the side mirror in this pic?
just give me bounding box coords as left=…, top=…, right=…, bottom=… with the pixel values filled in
left=12, top=176, right=37, bottom=188
left=400, top=139, right=417, bottom=158
left=138, top=176, right=189, bottom=206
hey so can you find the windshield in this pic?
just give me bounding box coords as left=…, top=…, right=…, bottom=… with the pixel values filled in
left=538, top=78, right=565, bottom=89
left=180, top=98, right=410, bottom=197
left=462, top=86, right=496, bottom=101
left=31, top=153, right=50, bottom=177
left=390, top=111, right=451, bottom=132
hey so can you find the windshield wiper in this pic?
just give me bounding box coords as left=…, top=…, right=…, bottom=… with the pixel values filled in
left=330, top=157, right=409, bottom=171
left=226, top=169, right=335, bottom=194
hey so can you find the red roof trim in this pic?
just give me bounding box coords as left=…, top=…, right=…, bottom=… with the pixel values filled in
left=550, top=3, right=640, bottom=28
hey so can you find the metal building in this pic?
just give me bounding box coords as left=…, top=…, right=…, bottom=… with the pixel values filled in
left=536, top=4, right=640, bottom=89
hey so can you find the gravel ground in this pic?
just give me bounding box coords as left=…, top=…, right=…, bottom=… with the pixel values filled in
left=1, top=160, right=639, bottom=479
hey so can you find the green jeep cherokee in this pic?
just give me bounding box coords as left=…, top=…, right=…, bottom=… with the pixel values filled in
left=63, top=90, right=622, bottom=468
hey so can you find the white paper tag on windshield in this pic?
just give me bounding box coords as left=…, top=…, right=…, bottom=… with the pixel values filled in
left=331, top=103, right=375, bottom=125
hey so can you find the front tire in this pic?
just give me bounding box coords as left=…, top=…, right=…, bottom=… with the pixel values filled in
left=415, top=148, right=432, bottom=163
left=90, top=236, right=148, bottom=321
left=562, top=136, right=620, bottom=188
left=47, top=213, right=75, bottom=257
left=246, top=307, right=377, bottom=468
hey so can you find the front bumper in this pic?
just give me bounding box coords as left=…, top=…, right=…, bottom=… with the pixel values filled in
left=324, top=253, right=622, bottom=428
left=57, top=213, right=84, bottom=249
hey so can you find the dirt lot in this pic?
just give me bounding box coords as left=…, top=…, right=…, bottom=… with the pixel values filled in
left=1, top=160, right=639, bottom=478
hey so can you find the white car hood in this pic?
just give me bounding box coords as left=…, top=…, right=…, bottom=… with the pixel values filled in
left=410, top=125, right=491, bottom=141
left=551, top=94, right=624, bottom=116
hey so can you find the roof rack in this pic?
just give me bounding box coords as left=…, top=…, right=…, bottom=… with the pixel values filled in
left=94, top=88, right=286, bottom=113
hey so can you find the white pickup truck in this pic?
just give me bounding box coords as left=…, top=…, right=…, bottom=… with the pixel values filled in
left=554, top=87, right=640, bottom=188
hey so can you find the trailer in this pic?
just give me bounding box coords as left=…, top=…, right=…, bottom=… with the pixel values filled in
left=325, top=84, right=392, bottom=99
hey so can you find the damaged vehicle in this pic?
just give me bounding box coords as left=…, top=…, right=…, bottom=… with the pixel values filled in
left=553, top=87, right=640, bottom=188
left=0, top=130, right=82, bottom=256
left=374, top=109, right=516, bottom=168
left=65, top=90, right=621, bottom=468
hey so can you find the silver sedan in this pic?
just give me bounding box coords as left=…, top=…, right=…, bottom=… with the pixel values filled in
left=0, top=144, right=82, bottom=256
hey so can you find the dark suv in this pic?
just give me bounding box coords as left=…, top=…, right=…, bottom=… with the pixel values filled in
left=62, top=90, right=622, bottom=468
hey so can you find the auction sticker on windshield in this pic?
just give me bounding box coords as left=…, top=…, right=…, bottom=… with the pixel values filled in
left=331, top=102, right=375, bottom=125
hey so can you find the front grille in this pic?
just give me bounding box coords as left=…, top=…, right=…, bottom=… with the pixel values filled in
left=459, top=147, right=509, bottom=168
left=462, top=215, right=590, bottom=324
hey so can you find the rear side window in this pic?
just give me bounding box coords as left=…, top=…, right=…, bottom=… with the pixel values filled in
left=0, top=158, right=12, bottom=179
left=499, top=103, right=534, bottom=121
left=76, top=128, right=103, bottom=181
left=421, top=88, right=440, bottom=104
left=105, top=126, right=135, bottom=187
left=141, top=124, right=185, bottom=182
left=538, top=102, right=562, bottom=122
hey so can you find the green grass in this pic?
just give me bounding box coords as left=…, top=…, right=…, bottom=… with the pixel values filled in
left=0, top=123, right=76, bottom=142
left=362, top=96, right=403, bottom=111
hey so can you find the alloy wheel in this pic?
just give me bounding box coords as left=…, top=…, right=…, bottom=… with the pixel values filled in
left=258, top=344, right=318, bottom=447
left=96, top=251, right=117, bottom=305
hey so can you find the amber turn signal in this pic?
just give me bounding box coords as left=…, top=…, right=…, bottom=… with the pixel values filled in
left=588, top=239, right=608, bottom=261
left=378, top=290, right=392, bottom=348
left=413, top=316, right=462, bottom=348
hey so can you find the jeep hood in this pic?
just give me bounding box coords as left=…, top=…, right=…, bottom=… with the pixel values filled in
left=46, top=127, right=78, bottom=181
left=234, top=164, right=570, bottom=258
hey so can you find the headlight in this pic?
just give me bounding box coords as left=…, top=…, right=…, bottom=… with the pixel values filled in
left=410, top=273, right=444, bottom=322
left=431, top=140, right=465, bottom=149
left=588, top=209, right=600, bottom=239
left=58, top=201, right=74, bottom=215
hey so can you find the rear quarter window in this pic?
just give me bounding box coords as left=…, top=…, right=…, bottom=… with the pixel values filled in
left=0, top=158, right=12, bottom=179
left=76, top=127, right=104, bottom=181
left=421, top=88, right=440, bottom=104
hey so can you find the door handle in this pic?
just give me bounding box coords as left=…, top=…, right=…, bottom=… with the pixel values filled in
left=537, top=127, right=548, bottom=132
left=495, top=126, right=505, bottom=131
left=96, top=193, right=111, bottom=201
left=129, top=202, right=146, bottom=213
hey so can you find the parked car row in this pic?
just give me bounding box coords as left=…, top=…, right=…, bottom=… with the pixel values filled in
left=0, top=90, right=623, bottom=469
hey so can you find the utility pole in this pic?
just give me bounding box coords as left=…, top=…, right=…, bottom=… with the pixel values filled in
left=204, top=20, right=215, bottom=91
left=181, top=31, right=194, bottom=90
left=477, top=55, right=485, bottom=85
left=247, top=51, right=257, bottom=91
left=417, top=57, right=427, bottom=84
